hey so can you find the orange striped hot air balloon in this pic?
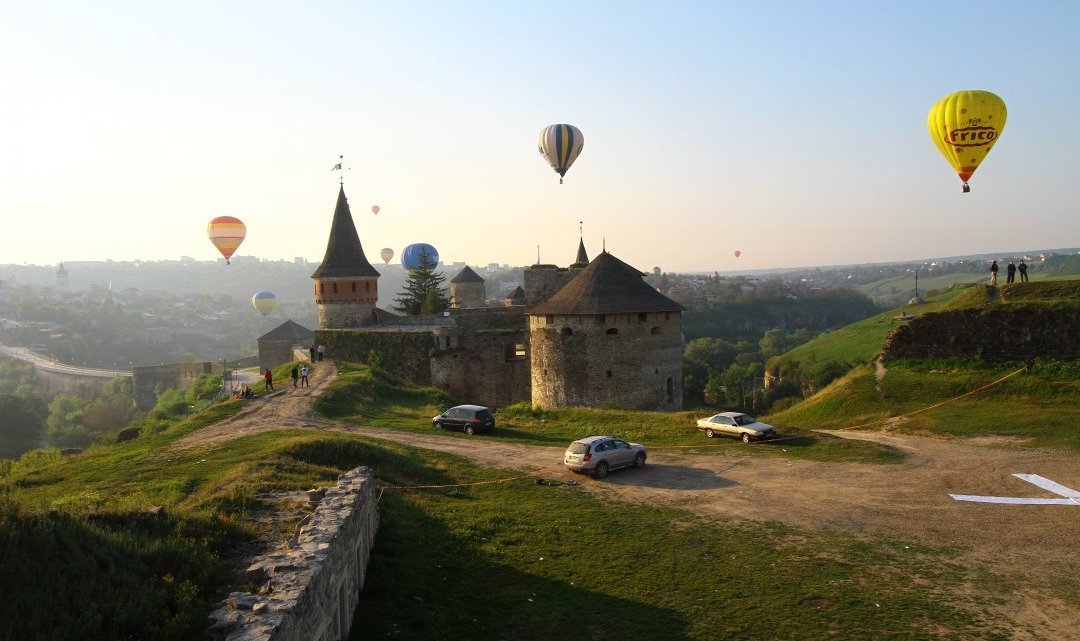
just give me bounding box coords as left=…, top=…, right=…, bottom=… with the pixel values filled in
left=207, top=216, right=246, bottom=264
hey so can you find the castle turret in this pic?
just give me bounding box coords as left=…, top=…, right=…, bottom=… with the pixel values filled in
left=528, top=251, right=685, bottom=411
left=311, top=186, right=381, bottom=328
left=450, top=266, right=486, bottom=308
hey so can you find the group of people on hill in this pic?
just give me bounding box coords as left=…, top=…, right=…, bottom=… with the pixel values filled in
left=989, top=259, right=1028, bottom=286
left=244, top=344, right=326, bottom=399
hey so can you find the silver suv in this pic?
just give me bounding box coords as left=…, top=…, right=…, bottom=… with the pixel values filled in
left=564, top=436, right=647, bottom=478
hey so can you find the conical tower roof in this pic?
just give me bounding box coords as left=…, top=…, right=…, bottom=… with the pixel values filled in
left=574, top=237, right=589, bottom=266
left=311, top=186, right=380, bottom=279
left=529, top=251, right=684, bottom=315
left=450, top=265, right=485, bottom=283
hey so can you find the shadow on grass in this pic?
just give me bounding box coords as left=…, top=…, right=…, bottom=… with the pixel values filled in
left=599, top=464, right=738, bottom=490
left=353, top=497, right=694, bottom=641
left=486, top=427, right=573, bottom=446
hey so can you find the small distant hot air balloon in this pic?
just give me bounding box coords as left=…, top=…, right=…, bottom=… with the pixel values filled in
left=207, top=216, right=246, bottom=264
left=927, top=90, right=1007, bottom=193
left=380, top=247, right=394, bottom=265
left=371, top=205, right=380, bottom=215
left=537, top=124, right=584, bottom=184
left=251, top=291, right=277, bottom=316
left=734, top=250, right=741, bottom=259
left=401, top=243, right=440, bottom=271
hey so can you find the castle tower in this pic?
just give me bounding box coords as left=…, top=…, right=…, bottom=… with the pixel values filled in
left=450, top=266, right=486, bottom=308
left=311, top=186, right=381, bottom=328
left=528, top=251, right=685, bottom=411
left=572, top=236, right=589, bottom=267
left=56, top=262, right=69, bottom=289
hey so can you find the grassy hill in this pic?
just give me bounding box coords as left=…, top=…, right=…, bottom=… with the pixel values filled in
left=764, top=278, right=1080, bottom=447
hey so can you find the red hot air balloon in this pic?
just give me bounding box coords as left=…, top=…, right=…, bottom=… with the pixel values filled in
left=371, top=205, right=380, bottom=215
left=380, top=247, right=394, bottom=265
left=207, top=216, right=246, bottom=264
left=734, top=250, right=741, bottom=259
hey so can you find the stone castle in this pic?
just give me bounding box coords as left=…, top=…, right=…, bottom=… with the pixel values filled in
left=310, top=186, right=684, bottom=411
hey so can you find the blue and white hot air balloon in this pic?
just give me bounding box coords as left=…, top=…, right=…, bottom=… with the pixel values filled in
left=537, top=124, right=584, bottom=184
left=401, top=243, right=440, bottom=271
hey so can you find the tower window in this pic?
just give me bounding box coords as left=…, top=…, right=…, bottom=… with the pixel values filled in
left=651, top=327, right=661, bottom=335
left=638, top=313, right=647, bottom=322
left=333, top=282, right=338, bottom=294
left=666, top=377, right=674, bottom=403
left=562, top=327, right=573, bottom=336
left=546, top=314, right=555, bottom=325
left=351, top=282, right=356, bottom=293
left=366, top=282, right=371, bottom=292
left=606, top=369, right=613, bottom=378
left=606, top=328, right=618, bottom=335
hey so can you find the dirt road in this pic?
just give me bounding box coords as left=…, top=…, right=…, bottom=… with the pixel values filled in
left=176, top=361, right=1080, bottom=639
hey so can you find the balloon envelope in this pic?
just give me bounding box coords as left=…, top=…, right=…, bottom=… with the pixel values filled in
left=927, top=90, right=1007, bottom=189
left=251, top=291, right=276, bottom=316
left=734, top=250, right=741, bottom=258
left=537, top=124, right=584, bottom=183
left=207, top=216, right=246, bottom=264
left=401, top=243, right=440, bottom=271
left=371, top=205, right=380, bottom=215
left=380, top=247, right=394, bottom=265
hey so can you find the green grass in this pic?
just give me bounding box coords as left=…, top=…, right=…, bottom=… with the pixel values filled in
left=317, top=362, right=903, bottom=464
left=766, top=361, right=1080, bottom=449
left=354, top=449, right=1016, bottom=641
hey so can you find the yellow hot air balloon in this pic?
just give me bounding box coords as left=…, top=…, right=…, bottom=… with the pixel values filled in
left=251, top=291, right=276, bottom=316
left=537, top=124, right=584, bottom=184
left=207, top=216, right=246, bottom=264
left=927, top=90, right=1007, bottom=192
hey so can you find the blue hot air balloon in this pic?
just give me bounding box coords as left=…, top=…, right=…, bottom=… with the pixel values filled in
left=401, top=243, right=440, bottom=271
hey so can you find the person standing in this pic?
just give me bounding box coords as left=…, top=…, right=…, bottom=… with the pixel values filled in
left=290, top=365, right=299, bottom=387
left=1018, top=260, right=1029, bottom=283
left=1006, top=260, right=1016, bottom=283
left=300, top=365, right=309, bottom=387
left=317, top=344, right=326, bottom=362
left=264, top=368, right=274, bottom=392
left=309, top=345, right=316, bottom=362
left=989, top=260, right=998, bottom=286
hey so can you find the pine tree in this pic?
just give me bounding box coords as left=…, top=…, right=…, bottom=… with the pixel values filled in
left=393, top=248, right=450, bottom=315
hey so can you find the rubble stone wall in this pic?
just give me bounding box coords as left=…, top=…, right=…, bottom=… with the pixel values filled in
left=206, top=467, right=379, bottom=641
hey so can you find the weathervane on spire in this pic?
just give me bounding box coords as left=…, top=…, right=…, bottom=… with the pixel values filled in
left=579, top=220, right=583, bottom=239
left=331, top=155, right=350, bottom=185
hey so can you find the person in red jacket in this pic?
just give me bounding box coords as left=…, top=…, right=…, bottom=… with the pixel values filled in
left=263, top=368, right=274, bottom=392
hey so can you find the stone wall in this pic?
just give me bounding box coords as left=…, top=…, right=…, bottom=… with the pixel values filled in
left=206, top=467, right=379, bottom=641
left=132, top=361, right=222, bottom=409
left=529, top=311, right=683, bottom=410
left=315, top=328, right=437, bottom=385
left=431, top=327, right=531, bottom=407
left=882, top=307, right=1080, bottom=362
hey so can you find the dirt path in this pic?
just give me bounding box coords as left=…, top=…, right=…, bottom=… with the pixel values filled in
left=176, top=361, right=1080, bottom=640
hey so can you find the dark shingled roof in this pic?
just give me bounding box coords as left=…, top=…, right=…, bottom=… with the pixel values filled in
left=574, top=238, right=589, bottom=266
left=529, top=251, right=684, bottom=315
left=258, top=319, right=314, bottom=341
left=505, top=286, right=526, bottom=304
left=450, top=265, right=485, bottom=284
left=310, top=186, right=381, bottom=279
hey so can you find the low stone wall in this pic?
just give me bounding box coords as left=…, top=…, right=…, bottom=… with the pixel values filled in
left=882, top=307, right=1080, bottom=362
left=206, top=467, right=379, bottom=641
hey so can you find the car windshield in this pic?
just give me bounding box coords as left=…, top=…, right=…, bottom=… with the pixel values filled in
left=568, top=443, right=589, bottom=454
left=734, top=415, right=756, bottom=426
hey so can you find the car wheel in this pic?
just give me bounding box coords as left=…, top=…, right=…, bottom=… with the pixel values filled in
left=465, top=425, right=475, bottom=435
left=634, top=453, right=646, bottom=468
left=705, top=428, right=715, bottom=438
left=433, top=421, right=442, bottom=430
left=741, top=432, right=751, bottom=444
left=593, top=461, right=609, bottom=479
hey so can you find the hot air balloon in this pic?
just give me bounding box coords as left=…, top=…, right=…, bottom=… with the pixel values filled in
left=251, top=291, right=277, bottom=316
left=537, top=124, right=584, bottom=184
left=734, top=250, right=741, bottom=259
left=401, top=243, right=440, bottom=271
left=927, top=90, right=1007, bottom=193
left=207, top=216, right=246, bottom=264
left=380, top=247, right=394, bottom=265
left=371, top=205, right=380, bottom=215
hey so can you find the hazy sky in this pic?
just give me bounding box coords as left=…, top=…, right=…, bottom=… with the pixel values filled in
left=2, top=1, right=1078, bottom=273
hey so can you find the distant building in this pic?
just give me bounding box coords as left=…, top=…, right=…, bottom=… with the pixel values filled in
left=56, top=262, right=69, bottom=289
left=258, top=320, right=314, bottom=371
left=450, top=266, right=486, bottom=309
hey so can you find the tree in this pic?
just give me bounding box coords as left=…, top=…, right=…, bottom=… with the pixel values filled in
left=393, top=249, right=450, bottom=315
left=0, top=394, right=48, bottom=459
